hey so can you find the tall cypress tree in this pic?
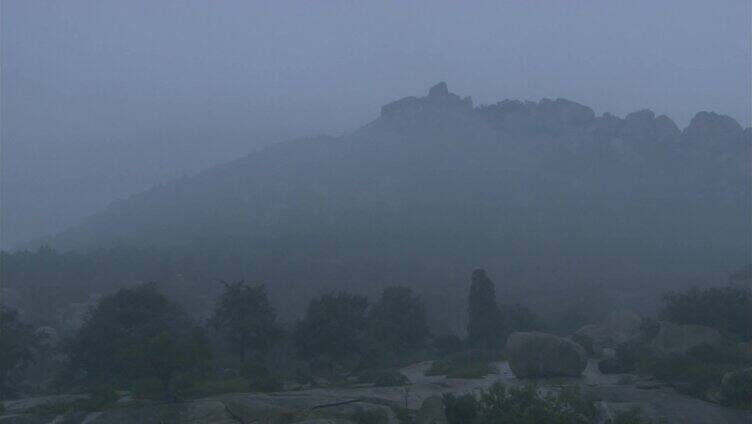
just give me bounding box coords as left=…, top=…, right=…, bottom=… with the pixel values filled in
left=467, top=269, right=504, bottom=349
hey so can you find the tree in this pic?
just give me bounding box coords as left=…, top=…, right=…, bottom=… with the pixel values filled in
left=0, top=306, right=42, bottom=393
left=294, top=292, right=368, bottom=365
left=68, top=283, right=210, bottom=397
left=368, top=286, right=430, bottom=354
left=467, top=269, right=504, bottom=350
left=208, top=281, right=279, bottom=362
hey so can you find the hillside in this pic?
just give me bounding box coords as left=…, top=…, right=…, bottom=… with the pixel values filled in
left=37, top=83, right=751, bottom=322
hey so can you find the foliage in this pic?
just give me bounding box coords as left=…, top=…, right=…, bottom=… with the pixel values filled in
left=501, top=302, right=538, bottom=337
left=442, top=392, right=479, bottom=424
left=720, top=368, right=752, bottom=409
left=638, top=342, right=751, bottom=400
left=426, top=350, right=497, bottom=379
left=0, top=306, right=43, bottom=393
left=1, top=246, right=176, bottom=327
left=605, top=407, right=665, bottom=424
left=294, top=291, right=369, bottom=366
left=67, top=283, right=211, bottom=398
left=443, top=383, right=597, bottom=424
left=368, top=286, right=431, bottom=355
left=467, top=270, right=505, bottom=350
left=432, top=334, right=463, bottom=356
left=660, top=285, right=752, bottom=341
left=208, top=281, right=280, bottom=362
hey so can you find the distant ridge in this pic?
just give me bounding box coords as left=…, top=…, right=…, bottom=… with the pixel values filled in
left=34, top=83, right=751, bottom=314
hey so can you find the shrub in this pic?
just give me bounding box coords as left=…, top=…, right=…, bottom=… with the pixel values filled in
left=442, top=393, right=479, bottom=424
left=131, top=376, right=164, bottom=400
left=426, top=350, right=497, bottom=379
left=721, top=368, right=752, bottom=409
left=605, top=407, right=664, bottom=424
left=443, top=383, right=596, bottom=424
left=242, top=362, right=283, bottom=392
left=660, top=285, right=752, bottom=341
left=432, top=334, right=463, bottom=356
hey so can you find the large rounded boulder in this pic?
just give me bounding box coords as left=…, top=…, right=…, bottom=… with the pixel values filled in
left=506, top=331, right=587, bottom=378
left=650, top=321, right=722, bottom=354
left=574, top=310, right=642, bottom=356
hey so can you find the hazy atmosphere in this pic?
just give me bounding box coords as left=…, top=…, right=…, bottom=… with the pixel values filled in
left=1, top=2, right=751, bottom=423
left=2, top=0, right=750, bottom=247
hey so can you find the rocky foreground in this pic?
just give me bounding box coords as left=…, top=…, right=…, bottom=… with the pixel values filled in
left=3, top=359, right=750, bottom=424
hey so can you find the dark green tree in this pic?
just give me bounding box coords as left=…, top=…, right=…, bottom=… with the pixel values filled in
left=208, top=281, right=279, bottom=362
left=467, top=269, right=504, bottom=350
left=67, top=283, right=210, bottom=397
left=294, top=292, right=368, bottom=365
left=0, top=306, right=42, bottom=393
left=368, top=286, right=430, bottom=354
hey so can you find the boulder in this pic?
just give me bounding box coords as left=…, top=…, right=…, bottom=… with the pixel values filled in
left=574, top=310, right=642, bottom=356
left=416, top=396, right=447, bottom=424
left=506, top=332, right=587, bottom=378
left=721, top=367, right=752, bottom=408
left=650, top=321, right=722, bottom=354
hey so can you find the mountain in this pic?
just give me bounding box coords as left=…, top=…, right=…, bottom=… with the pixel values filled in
left=38, top=83, right=751, bottom=321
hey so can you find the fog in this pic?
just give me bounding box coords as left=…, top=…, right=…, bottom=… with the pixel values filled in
left=2, top=0, right=750, bottom=248
left=2, top=3, right=752, bottom=421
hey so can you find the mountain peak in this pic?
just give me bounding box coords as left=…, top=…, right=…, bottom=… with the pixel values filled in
left=428, top=81, right=449, bottom=97
left=380, top=82, right=472, bottom=116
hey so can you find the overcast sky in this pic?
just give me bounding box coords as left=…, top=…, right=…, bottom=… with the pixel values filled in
left=1, top=0, right=750, bottom=248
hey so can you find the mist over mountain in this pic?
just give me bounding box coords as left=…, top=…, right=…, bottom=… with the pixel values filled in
left=30, top=83, right=748, bottom=323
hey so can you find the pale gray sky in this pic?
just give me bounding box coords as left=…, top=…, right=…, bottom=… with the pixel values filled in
left=2, top=0, right=750, bottom=248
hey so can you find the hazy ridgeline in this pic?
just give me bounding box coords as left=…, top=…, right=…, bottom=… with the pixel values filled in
left=1, top=84, right=751, bottom=423
left=2, top=83, right=751, bottom=335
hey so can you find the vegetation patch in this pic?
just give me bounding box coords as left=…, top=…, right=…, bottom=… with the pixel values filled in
left=443, top=383, right=597, bottom=424
left=426, top=350, right=498, bottom=379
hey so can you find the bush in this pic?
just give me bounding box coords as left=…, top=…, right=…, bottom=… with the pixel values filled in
left=426, top=350, right=497, bottom=379
left=242, top=362, right=283, bottom=392
left=443, top=383, right=597, bottom=424
left=432, top=334, right=463, bottom=357
left=660, top=285, right=752, bottom=341
left=605, top=407, right=664, bottom=424
left=442, top=393, right=479, bottom=424
left=721, top=368, right=752, bottom=409
left=131, top=376, right=164, bottom=400
left=633, top=341, right=752, bottom=401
